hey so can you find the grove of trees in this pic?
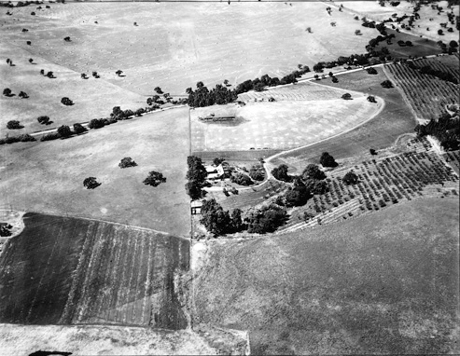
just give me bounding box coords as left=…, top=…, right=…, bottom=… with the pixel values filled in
left=185, top=155, right=207, bottom=199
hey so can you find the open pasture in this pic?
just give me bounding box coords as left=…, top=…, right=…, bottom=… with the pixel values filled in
left=0, top=41, right=145, bottom=133
left=0, top=213, right=190, bottom=329
left=0, top=107, right=191, bottom=237
left=386, top=61, right=459, bottom=122
left=194, top=197, right=459, bottom=355
left=191, top=96, right=380, bottom=152
left=269, top=67, right=416, bottom=173
left=1, top=1, right=379, bottom=97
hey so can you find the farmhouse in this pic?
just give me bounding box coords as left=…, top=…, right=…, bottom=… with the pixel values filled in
left=205, top=164, right=225, bottom=180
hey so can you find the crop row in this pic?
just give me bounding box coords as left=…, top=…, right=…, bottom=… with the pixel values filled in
left=413, top=57, right=460, bottom=82
left=386, top=63, right=458, bottom=121
left=281, top=150, right=458, bottom=231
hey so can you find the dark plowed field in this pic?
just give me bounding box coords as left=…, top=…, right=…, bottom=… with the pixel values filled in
left=0, top=213, right=190, bottom=329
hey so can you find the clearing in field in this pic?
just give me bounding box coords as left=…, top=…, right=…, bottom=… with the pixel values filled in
left=193, top=197, right=459, bottom=355
left=191, top=83, right=382, bottom=152
left=0, top=107, right=191, bottom=236
left=0, top=213, right=190, bottom=329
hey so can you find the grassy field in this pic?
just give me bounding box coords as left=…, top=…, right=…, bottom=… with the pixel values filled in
left=191, top=86, right=381, bottom=152
left=0, top=41, right=146, bottom=133
left=0, top=1, right=380, bottom=97
left=269, top=67, right=416, bottom=173
left=0, top=213, right=190, bottom=329
left=193, top=197, right=459, bottom=355
left=0, top=107, right=191, bottom=236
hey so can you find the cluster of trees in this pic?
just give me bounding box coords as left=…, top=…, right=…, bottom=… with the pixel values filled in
left=39, top=123, right=87, bottom=141
left=6, top=120, right=23, bottom=129
left=187, top=66, right=311, bottom=107
left=415, top=112, right=460, bottom=151
left=230, top=172, right=253, bottom=186
left=39, top=70, right=55, bottom=78
left=185, top=155, right=207, bottom=200
left=246, top=204, right=287, bottom=234
left=200, top=199, right=244, bottom=236
left=143, top=171, right=166, bottom=187
left=0, top=133, right=35, bottom=145
left=406, top=62, right=459, bottom=85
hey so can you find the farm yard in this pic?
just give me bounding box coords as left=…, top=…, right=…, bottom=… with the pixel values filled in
left=194, top=197, right=459, bottom=355
left=386, top=59, right=459, bottom=122
left=0, top=213, right=190, bottom=329
left=191, top=95, right=381, bottom=152
left=269, top=67, right=417, bottom=173
left=0, top=107, right=191, bottom=237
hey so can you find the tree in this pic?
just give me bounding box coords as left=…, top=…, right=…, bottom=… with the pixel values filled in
left=355, top=29, right=362, bottom=35
left=40, top=69, right=45, bottom=75
left=7, top=120, right=23, bottom=129
left=366, top=67, right=377, bottom=75
left=341, top=93, right=352, bottom=100
left=64, top=36, right=71, bottom=42
left=73, top=123, right=87, bottom=134
left=83, top=177, right=101, bottom=189
left=46, top=71, right=54, bottom=78
left=381, top=79, right=393, bottom=88
left=29, top=58, right=34, bottom=63
left=343, top=170, right=359, bottom=185
left=231, top=172, right=253, bottom=186
left=143, top=171, right=166, bottom=187
left=369, top=148, right=377, bottom=155
left=185, top=180, right=202, bottom=200
left=57, top=125, right=72, bottom=137
left=246, top=204, right=287, bottom=234
left=367, top=95, right=377, bottom=103
left=88, top=118, right=105, bottom=129
left=18, top=91, right=29, bottom=98
left=61, top=97, right=73, bottom=105
left=302, top=164, right=326, bottom=180
left=115, top=70, right=123, bottom=76
left=438, top=29, right=444, bottom=35
left=92, top=71, right=99, bottom=78
left=305, top=178, right=328, bottom=195
left=213, top=157, right=225, bottom=166
left=449, top=40, right=458, bottom=47
left=271, top=164, right=290, bottom=182
left=154, top=86, right=163, bottom=94
left=249, top=166, right=265, bottom=181
left=3, top=88, right=12, bottom=96
left=119, top=157, right=137, bottom=168
left=254, top=82, right=265, bottom=92
left=284, top=177, right=311, bottom=207
left=319, top=152, right=338, bottom=167
left=332, top=76, right=338, bottom=83
left=37, top=116, right=50, bottom=125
